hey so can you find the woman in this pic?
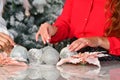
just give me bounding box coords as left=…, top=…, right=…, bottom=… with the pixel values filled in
left=36, top=0, right=120, bottom=56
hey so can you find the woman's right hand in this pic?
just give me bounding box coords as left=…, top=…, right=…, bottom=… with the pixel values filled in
left=36, top=22, right=57, bottom=44
left=0, top=32, right=15, bottom=54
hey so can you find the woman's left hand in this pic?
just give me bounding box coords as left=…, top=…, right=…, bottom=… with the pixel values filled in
left=69, top=37, right=109, bottom=52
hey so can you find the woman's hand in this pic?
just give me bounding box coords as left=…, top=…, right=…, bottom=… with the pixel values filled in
left=69, top=37, right=110, bottom=52
left=36, top=22, right=57, bottom=44
left=0, top=32, right=15, bottom=54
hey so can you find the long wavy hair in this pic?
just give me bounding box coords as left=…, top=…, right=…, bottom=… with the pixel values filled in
left=105, top=0, right=120, bottom=37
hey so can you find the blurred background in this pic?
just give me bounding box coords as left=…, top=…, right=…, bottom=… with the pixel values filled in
left=3, top=0, right=68, bottom=51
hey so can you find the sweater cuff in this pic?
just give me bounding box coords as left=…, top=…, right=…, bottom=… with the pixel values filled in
left=107, top=37, right=120, bottom=56
left=50, top=24, right=69, bottom=43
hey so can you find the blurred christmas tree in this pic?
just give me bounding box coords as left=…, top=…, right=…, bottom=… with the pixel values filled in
left=3, top=0, right=68, bottom=51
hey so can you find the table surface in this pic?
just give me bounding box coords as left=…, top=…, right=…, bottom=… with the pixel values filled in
left=0, top=60, right=120, bottom=80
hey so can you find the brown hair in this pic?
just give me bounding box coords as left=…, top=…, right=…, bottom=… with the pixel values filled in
left=105, top=0, right=120, bottom=37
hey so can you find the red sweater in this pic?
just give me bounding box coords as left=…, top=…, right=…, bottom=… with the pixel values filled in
left=50, top=0, right=120, bottom=56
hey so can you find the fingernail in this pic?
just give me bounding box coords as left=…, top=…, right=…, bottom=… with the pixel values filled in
left=47, top=39, right=50, bottom=43
left=43, top=41, right=46, bottom=44
left=36, top=39, right=38, bottom=42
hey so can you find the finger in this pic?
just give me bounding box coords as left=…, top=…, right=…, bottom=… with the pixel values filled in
left=69, top=41, right=81, bottom=51
left=1, top=33, right=15, bottom=46
left=0, top=33, right=15, bottom=46
left=4, top=46, right=13, bottom=55
left=36, top=29, right=49, bottom=44
left=36, top=31, right=40, bottom=42
left=36, top=32, right=48, bottom=44
left=0, top=45, right=2, bottom=50
left=36, top=24, right=43, bottom=42
left=0, top=40, right=7, bottom=50
left=0, top=35, right=10, bottom=47
left=42, top=32, right=51, bottom=44
left=74, top=42, right=88, bottom=51
left=40, top=26, right=51, bottom=43
left=39, top=29, right=47, bottom=44
left=36, top=24, right=50, bottom=42
left=41, top=35, right=47, bottom=44
left=43, top=25, right=51, bottom=38
left=42, top=23, right=53, bottom=40
left=44, top=30, right=51, bottom=43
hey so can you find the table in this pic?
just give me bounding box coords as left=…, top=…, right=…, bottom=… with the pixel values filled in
left=0, top=60, right=120, bottom=80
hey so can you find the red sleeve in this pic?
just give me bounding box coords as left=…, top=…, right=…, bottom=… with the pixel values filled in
left=108, top=37, right=120, bottom=56
left=50, top=0, right=73, bottom=43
